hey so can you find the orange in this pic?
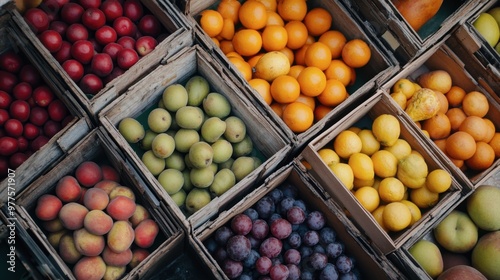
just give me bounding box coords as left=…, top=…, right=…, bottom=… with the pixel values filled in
left=296, top=66, right=327, bottom=97
left=218, top=18, right=235, bottom=40
left=305, top=35, right=316, bottom=45
left=284, top=20, right=308, bottom=50
left=318, top=30, right=347, bottom=59
left=445, top=131, right=477, bottom=160
left=200, top=10, right=224, bottom=37
left=488, top=132, right=500, bottom=157
left=304, top=42, right=332, bottom=71
left=228, top=56, right=252, bottom=81
left=217, top=0, right=241, bottom=24
left=261, top=25, right=288, bottom=51
left=458, top=115, right=489, bottom=142
left=288, top=65, right=305, bottom=79
left=248, top=78, right=272, bottom=105
left=324, top=59, right=352, bottom=86
left=421, top=113, right=451, bottom=140
left=282, top=101, right=314, bottom=133
left=341, top=39, right=371, bottom=68
left=211, top=37, right=220, bottom=47
left=219, top=40, right=235, bottom=54
left=232, top=29, right=262, bottom=56
left=483, top=118, right=496, bottom=143
left=295, top=94, right=316, bottom=110
left=425, top=169, right=452, bottom=193
left=293, top=44, right=309, bottom=66
left=247, top=53, right=264, bottom=68
left=446, top=107, right=467, bottom=132
left=354, top=186, right=380, bottom=212
left=465, top=141, right=495, bottom=171
left=462, top=91, right=489, bottom=117
left=270, top=102, right=284, bottom=117
left=278, top=47, right=294, bottom=65
left=349, top=67, right=357, bottom=86
left=256, top=0, right=277, bottom=12
left=266, top=11, right=284, bottom=26
left=270, top=75, right=300, bottom=103
left=316, top=79, right=348, bottom=107
left=303, top=7, right=332, bottom=37
left=277, top=0, right=307, bottom=21
left=433, top=139, right=447, bottom=154
left=225, top=51, right=243, bottom=60
left=238, top=0, right=268, bottom=30
left=446, top=85, right=466, bottom=107
left=435, top=91, right=449, bottom=114
left=314, top=105, right=332, bottom=122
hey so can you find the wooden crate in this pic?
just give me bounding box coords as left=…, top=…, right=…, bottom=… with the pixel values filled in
left=191, top=162, right=405, bottom=279
left=10, top=0, right=194, bottom=122
left=99, top=45, right=292, bottom=231
left=299, top=91, right=463, bottom=255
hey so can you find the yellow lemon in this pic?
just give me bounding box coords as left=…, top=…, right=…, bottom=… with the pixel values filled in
left=348, top=152, right=374, bottom=181
left=333, top=130, right=362, bottom=159
left=410, top=186, right=439, bottom=209
left=253, top=51, right=291, bottom=82
left=425, top=169, right=452, bottom=193
left=357, top=129, right=380, bottom=156
left=392, top=78, right=416, bottom=99
left=397, top=153, right=428, bottom=189
left=372, top=114, right=400, bottom=147
left=347, top=126, right=361, bottom=134
left=329, top=162, right=354, bottom=190
left=354, top=186, right=380, bottom=212
left=372, top=205, right=389, bottom=232
left=391, top=91, right=408, bottom=110
left=353, top=177, right=375, bottom=190
left=382, top=202, right=412, bottom=232
left=318, top=148, right=340, bottom=166
left=372, top=177, right=381, bottom=192
left=401, top=200, right=422, bottom=226
left=383, top=139, right=412, bottom=160
left=371, top=150, right=398, bottom=178
left=378, top=177, right=405, bottom=203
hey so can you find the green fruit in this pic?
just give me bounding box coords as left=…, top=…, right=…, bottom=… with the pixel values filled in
left=148, top=108, right=172, bottom=133
left=209, top=168, right=236, bottom=197
left=473, top=13, right=500, bottom=47
left=174, top=129, right=200, bottom=153
left=176, top=106, right=204, bottom=130
left=139, top=130, right=158, bottom=150
left=188, top=141, right=214, bottom=169
left=201, top=117, right=226, bottom=143
left=182, top=170, right=193, bottom=192
left=170, top=189, right=187, bottom=207
left=158, top=169, right=184, bottom=195
left=141, top=150, right=165, bottom=176
left=118, top=117, right=145, bottom=144
left=466, top=185, right=500, bottom=231
left=165, top=151, right=185, bottom=171
left=151, top=133, right=175, bottom=159
left=488, top=7, right=500, bottom=27
left=163, top=84, right=188, bottom=112
left=471, top=231, right=500, bottom=280
left=231, top=156, right=255, bottom=182
left=224, top=116, right=246, bottom=143
left=232, top=135, right=253, bottom=157
left=185, top=188, right=211, bottom=214
left=218, top=158, right=234, bottom=170
left=409, top=240, right=443, bottom=278
left=185, top=75, right=210, bottom=106
left=202, top=92, right=231, bottom=118
left=212, top=139, right=233, bottom=163
left=190, top=166, right=215, bottom=188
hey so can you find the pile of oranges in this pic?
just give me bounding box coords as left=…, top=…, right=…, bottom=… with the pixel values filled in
left=198, top=0, right=372, bottom=133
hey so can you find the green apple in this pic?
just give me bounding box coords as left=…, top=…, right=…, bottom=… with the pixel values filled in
left=433, top=210, right=478, bottom=253
left=471, top=231, right=500, bottom=280
left=409, top=239, right=443, bottom=278
left=437, top=265, right=487, bottom=280
left=185, top=188, right=211, bottom=214
left=466, top=185, right=500, bottom=231
left=473, top=13, right=500, bottom=47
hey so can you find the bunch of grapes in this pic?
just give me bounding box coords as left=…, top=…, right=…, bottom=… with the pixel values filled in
left=204, top=183, right=360, bottom=279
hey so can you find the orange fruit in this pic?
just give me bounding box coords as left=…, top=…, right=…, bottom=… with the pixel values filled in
left=219, top=40, right=235, bottom=54
left=211, top=37, right=220, bottom=47
left=270, top=102, right=284, bottom=117
left=382, top=202, right=412, bottom=232
left=304, top=42, right=332, bottom=71
left=462, top=91, right=489, bottom=117
left=277, top=0, right=307, bottom=21
left=238, top=0, right=268, bottom=30
left=293, top=44, right=309, bottom=66
left=303, top=7, right=332, bottom=37
left=433, top=139, right=447, bottom=154
left=217, top=0, right=241, bottom=24
left=488, top=132, right=500, bottom=157
left=434, top=91, right=449, bottom=114
left=248, top=78, right=272, bottom=105
left=316, top=79, right=348, bottom=107
left=278, top=47, right=294, bottom=65
left=247, top=53, right=264, bottom=68
left=284, top=20, right=308, bottom=50
left=445, top=131, right=477, bottom=160
left=333, top=130, right=362, bottom=159
left=314, top=105, right=332, bottom=122
left=446, top=107, right=467, bottom=132
left=324, top=59, right=352, bottom=86
left=305, top=35, right=316, bottom=45
left=218, top=18, right=235, bottom=40
left=354, top=186, right=380, bottom=212
left=288, top=65, right=305, bottom=79
left=228, top=56, right=252, bottom=81
left=232, top=29, right=262, bottom=56
left=421, top=113, right=451, bottom=140
left=458, top=115, right=489, bottom=142
left=282, top=101, right=314, bottom=133
left=318, top=30, right=347, bottom=59
left=266, top=11, right=284, bottom=26
left=296, top=66, right=327, bottom=97
left=226, top=51, right=243, bottom=60
left=465, top=141, right=495, bottom=171
left=270, top=75, right=300, bottom=103
left=341, top=39, right=371, bottom=68
left=295, top=94, right=316, bottom=110
left=446, top=85, right=466, bottom=107
left=256, top=0, right=277, bottom=12
left=261, top=25, right=288, bottom=51
left=200, top=10, right=224, bottom=37
left=483, top=118, right=496, bottom=143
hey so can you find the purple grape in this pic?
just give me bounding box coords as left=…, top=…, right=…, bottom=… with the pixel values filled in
left=279, top=197, right=295, bottom=215
left=335, top=255, right=353, bottom=274
left=326, top=242, right=344, bottom=259
left=339, top=271, right=358, bottom=280
left=320, top=227, right=337, bottom=245
left=286, top=264, right=301, bottom=280
left=215, top=226, right=234, bottom=246
left=287, top=232, right=301, bottom=248
left=292, top=199, right=307, bottom=212
left=205, top=238, right=218, bottom=254
left=244, top=208, right=259, bottom=221
left=255, top=196, right=275, bottom=219
left=286, top=206, right=306, bottom=225
left=309, top=252, right=328, bottom=270
left=313, top=244, right=326, bottom=254
left=255, top=256, right=272, bottom=275
left=259, top=277, right=272, bottom=280
left=320, top=263, right=339, bottom=280
left=303, top=230, right=319, bottom=247
left=248, top=234, right=262, bottom=249
left=283, top=248, right=301, bottom=265
left=268, top=188, right=283, bottom=204
left=251, top=219, right=270, bottom=240
left=238, top=273, right=253, bottom=280
left=243, top=249, right=260, bottom=268
left=222, top=258, right=243, bottom=279
left=214, top=247, right=228, bottom=264
left=269, top=264, right=289, bottom=280
left=307, top=211, right=325, bottom=230
left=231, top=214, right=253, bottom=235
left=279, top=183, right=298, bottom=198
left=226, top=235, right=251, bottom=261
left=300, top=246, right=313, bottom=260
left=300, top=269, right=315, bottom=280
left=268, top=213, right=282, bottom=224
left=271, top=255, right=283, bottom=266
left=270, top=218, right=292, bottom=239
left=259, top=237, right=282, bottom=259
left=296, top=224, right=309, bottom=238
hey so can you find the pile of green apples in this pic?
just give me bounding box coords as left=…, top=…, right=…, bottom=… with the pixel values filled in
left=473, top=6, right=500, bottom=53
left=409, top=185, right=500, bottom=279
left=118, top=75, right=261, bottom=215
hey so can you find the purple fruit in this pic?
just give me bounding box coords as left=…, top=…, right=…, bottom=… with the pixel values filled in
left=309, top=252, right=328, bottom=270
left=255, top=256, right=272, bottom=275
left=251, top=219, right=269, bottom=240
left=255, top=196, right=275, bottom=219
left=259, top=237, right=282, bottom=259
left=222, top=258, right=243, bottom=279
left=283, top=248, right=301, bottom=265
left=287, top=206, right=306, bottom=224
left=214, top=226, right=233, bottom=246
left=270, top=218, right=292, bottom=239
left=226, top=235, right=251, bottom=261
left=303, top=230, right=319, bottom=247
left=336, top=255, right=354, bottom=274
left=320, top=263, right=339, bottom=280
left=270, top=264, right=289, bottom=280
left=307, top=211, right=325, bottom=230
left=231, top=213, right=252, bottom=235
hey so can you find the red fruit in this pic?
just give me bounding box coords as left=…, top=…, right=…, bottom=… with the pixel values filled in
left=0, top=70, right=18, bottom=93
left=113, top=16, right=136, bottom=37
left=0, top=91, right=12, bottom=109
left=79, top=0, right=101, bottom=9
left=100, top=0, right=123, bottom=22
left=134, top=219, right=159, bottom=248
left=24, top=8, right=50, bottom=34
left=75, top=161, right=103, bottom=187
left=91, top=53, right=113, bottom=77
left=79, top=73, right=103, bottom=95
left=116, top=48, right=138, bottom=70
left=61, top=115, right=73, bottom=127
left=103, top=66, right=124, bottom=84
left=48, top=99, right=68, bottom=122
left=32, top=86, right=55, bottom=107
left=17, top=136, right=29, bottom=152
left=29, top=107, right=49, bottom=126
left=9, top=152, right=29, bottom=169
left=53, top=0, right=70, bottom=9
left=66, top=23, right=89, bottom=43
left=101, top=164, right=120, bottom=182
left=23, top=123, right=40, bottom=140
left=106, top=196, right=136, bottom=220
left=138, top=15, right=161, bottom=37
left=40, top=0, right=61, bottom=21
left=9, top=100, right=30, bottom=122
left=61, top=3, right=85, bottom=24
left=0, top=109, right=9, bottom=126
left=82, top=8, right=106, bottom=30
left=88, top=38, right=103, bottom=53
left=102, top=42, right=123, bottom=61
left=38, top=30, right=63, bottom=53
left=53, top=41, right=72, bottom=63
left=62, top=59, right=84, bottom=82
left=123, top=0, right=143, bottom=22
left=95, top=25, right=117, bottom=45
left=55, top=175, right=82, bottom=202
left=35, top=194, right=63, bottom=221
left=71, top=40, right=95, bottom=64
left=4, top=119, right=24, bottom=138
left=13, top=82, right=33, bottom=100
left=43, top=120, right=62, bottom=138
left=0, top=137, right=19, bottom=156
left=49, top=21, right=68, bottom=36
left=19, top=65, right=42, bottom=87
left=117, top=36, right=135, bottom=49
left=31, top=135, right=49, bottom=151
left=0, top=51, right=23, bottom=73
left=135, top=36, right=157, bottom=56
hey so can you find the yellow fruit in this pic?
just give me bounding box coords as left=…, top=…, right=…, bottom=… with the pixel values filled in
left=405, top=88, right=441, bottom=122
left=378, top=177, right=405, bottom=203
left=397, top=153, right=428, bottom=189
left=410, top=185, right=439, bottom=209
left=333, top=130, right=362, bottom=159
left=354, top=186, right=380, bottom=212
left=329, top=162, right=354, bottom=190
left=382, top=202, right=412, bottom=232
left=417, top=70, right=453, bottom=95
left=318, top=148, right=340, bottom=166
left=392, top=78, right=416, bottom=99
left=383, top=139, right=412, bottom=160
left=372, top=114, right=400, bottom=147
left=473, top=13, right=500, bottom=47
left=253, top=51, right=291, bottom=82
left=371, top=150, right=398, bottom=178
left=353, top=177, right=375, bottom=190
left=372, top=205, right=389, bottom=232
left=401, top=200, right=422, bottom=226
left=348, top=152, right=374, bottom=181
left=391, top=91, right=408, bottom=110
left=425, top=169, right=452, bottom=193
left=357, top=129, right=380, bottom=156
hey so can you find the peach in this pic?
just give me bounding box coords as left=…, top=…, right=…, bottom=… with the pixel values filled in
left=83, top=188, right=110, bottom=210
left=94, top=180, right=120, bottom=194
left=35, top=194, right=63, bottom=221
left=102, top=246, right=133, bottom=266
left=73, top=228, right=105, bottom=257
left=59, top=233, right=82, bottom=264
left=101, top=164, right=120, bottom=182
left=48, top=230, right=67, bottom=248
left=107, top=221, right=135, bottom=253
left=42, top=218, right=64, bottom=232
left=103, top=265, right=126, bottom=280
left=109, top=186, right=136, bottom=201
left=59, top=202, right=89, bottom=230
left=55, top=175, right=82, bottom=202
left=129, top=204, right=150, bottom=227
left=77, top=188, right=88, bottom=205
left=106, top=196, right=136, bottom=221
left=134, top=219, right=159, bottom=249
left=129, top=248, right=150, bottom=269
left=75, top=161, right=103, bottom=187
left=73, top=256, right=106, bottom=280
left=84, top=210, right=113, bottom=235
